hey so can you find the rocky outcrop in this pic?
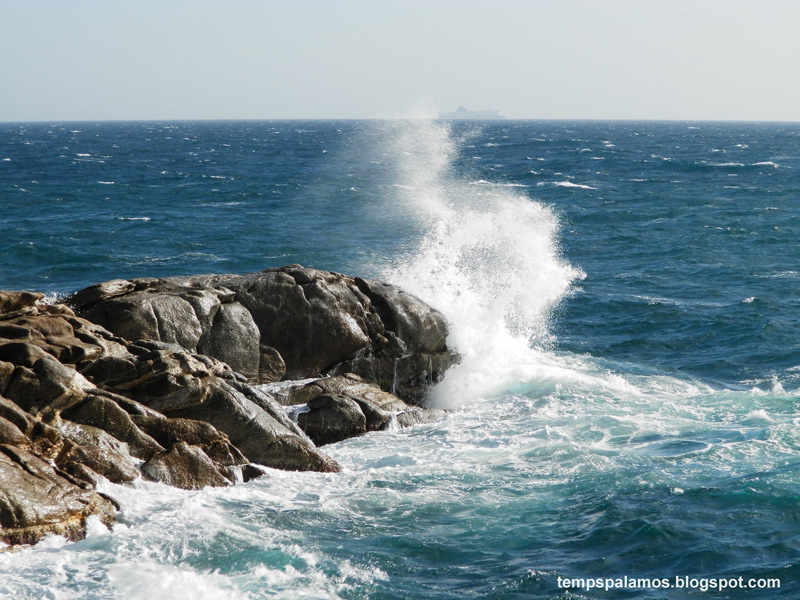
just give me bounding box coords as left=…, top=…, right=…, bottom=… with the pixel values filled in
left=0, top=291, right=338, bottom=546
left=1, top=266, right=455, bottom=547
left=68, top=265, right=456, bottom=404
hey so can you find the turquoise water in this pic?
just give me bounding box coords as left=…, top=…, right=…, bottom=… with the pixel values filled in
left=1, top=120, right=799, bottom=598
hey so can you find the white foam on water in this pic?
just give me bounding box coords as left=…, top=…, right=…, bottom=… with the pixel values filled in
left=107, top=562, right=250, bottom=600
left=537, top=180, right=598, bottom=190
left=380, top=119, right=585, bottom=408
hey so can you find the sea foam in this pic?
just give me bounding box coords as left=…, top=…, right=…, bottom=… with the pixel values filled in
left=381, top=120, right=584, bottom=407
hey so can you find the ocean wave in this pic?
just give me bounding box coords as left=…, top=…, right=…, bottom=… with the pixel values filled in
left=469, top=180, right=527, bottom=187
left=537, top=181, right=598, bottom=190
left=381, top=119, right=584, bottom=408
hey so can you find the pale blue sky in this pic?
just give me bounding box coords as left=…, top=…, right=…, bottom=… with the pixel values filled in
left=2, top=0, right=799, bottom=121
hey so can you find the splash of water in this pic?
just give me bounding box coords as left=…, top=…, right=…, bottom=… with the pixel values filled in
left=381, top=120, right=584, bottom=407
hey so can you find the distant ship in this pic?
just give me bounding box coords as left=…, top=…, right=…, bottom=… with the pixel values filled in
left=438, top=106, right=507, bottom=120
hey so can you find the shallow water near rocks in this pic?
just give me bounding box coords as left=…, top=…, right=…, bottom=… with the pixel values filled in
left=1, top=119, right=800, bottom=598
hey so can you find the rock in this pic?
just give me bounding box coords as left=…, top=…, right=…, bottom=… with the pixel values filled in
left=3, top=351, right=92, bottom=415
left=0, top=415, right=28, bottom=446
left=258, top=344, right=286, bottom=383
left=61, top=394, right=165, bottom=460
left=52, top=419, right=141, bottom=484
left=141, top=442, right=229, bottom=490
left=0, top=444, right=115, bottom=546
left=0, top=265, right=457, bottom=546
left=56, top=439, right=140, bottom=485
left=165, top=380, right=340, bottom=472
left=0, top=291, right=44, bottom=315
left=67, top=279, right=135, bottom=307
left=297, top=394, right=367, bottom=446
left=196, top=302, right=261, bottom=379
left=67, top=265, right=457, bottom=403
left=0, top=394, right=33, bottom=434
left=131, top=412, right=250, bottom=471
left=275, top=374, right=448, bottom=439
left=394, top=408, right=449, bottom=428
left=73, top=339, right=339, bottom=473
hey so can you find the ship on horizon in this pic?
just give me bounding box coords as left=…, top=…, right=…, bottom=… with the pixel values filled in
left=438, top=106, right=507, bottom=120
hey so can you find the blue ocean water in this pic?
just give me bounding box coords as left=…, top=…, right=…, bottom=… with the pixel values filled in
left=1, top=119, right=799, bottom=598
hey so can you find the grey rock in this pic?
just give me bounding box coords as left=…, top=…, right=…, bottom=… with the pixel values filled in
left=297, top=394, right=367, bottom=446
left=197, top=301, right=260, bottom=379
left=67, top=265, right=456, bottom=403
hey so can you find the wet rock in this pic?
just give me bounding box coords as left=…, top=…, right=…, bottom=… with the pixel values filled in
left=53, top=419, right=140, bottom=484
left=56, top=439, right=140, bottom=485
left=166, top=380, right=340, bottom=472
left=0, top=444, right=115, bottom=546
left=141, top=442, right=228, bottom=490
left=61, top=394, right=165, bottom=460
left=296, top=394, right=367, bottom=446
left=394, top=408, right=449, bottom=428
left=276, top=373, right=448, bottom=437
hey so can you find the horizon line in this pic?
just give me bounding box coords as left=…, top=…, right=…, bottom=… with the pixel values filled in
left=2, top=116, right=800, bottom=125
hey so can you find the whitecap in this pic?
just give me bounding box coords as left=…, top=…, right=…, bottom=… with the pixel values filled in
left=97, top=181, right=115, bottom=185
left=117, top=216, right=151, bottom=221
left=469, top=180, right=527, bottom=187
left=752, top=161, right=779, bottom=167
left=743, top=409, right=773, bottom=424
left=537, top=181, right=598, bottom=190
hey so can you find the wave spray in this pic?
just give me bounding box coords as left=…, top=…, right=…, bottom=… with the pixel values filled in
left=381, top=120, right=584, bottom=407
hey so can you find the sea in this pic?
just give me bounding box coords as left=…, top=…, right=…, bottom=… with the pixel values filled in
left=1, top=119, right=799, bottom=599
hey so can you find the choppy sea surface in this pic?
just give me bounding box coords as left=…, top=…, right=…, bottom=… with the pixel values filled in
left=1, top=119, right=799, bottom=598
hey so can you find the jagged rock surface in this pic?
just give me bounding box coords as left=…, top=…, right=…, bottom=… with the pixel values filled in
left=68, top=265, right=457, bottom=403
left=0, top=291, right=339, bottom=547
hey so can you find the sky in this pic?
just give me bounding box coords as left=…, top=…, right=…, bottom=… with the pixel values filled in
left=1, top=0, right=799, bottom=122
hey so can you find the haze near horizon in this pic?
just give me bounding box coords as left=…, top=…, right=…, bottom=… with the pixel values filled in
left=1, top=0, right=799, bottom=122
